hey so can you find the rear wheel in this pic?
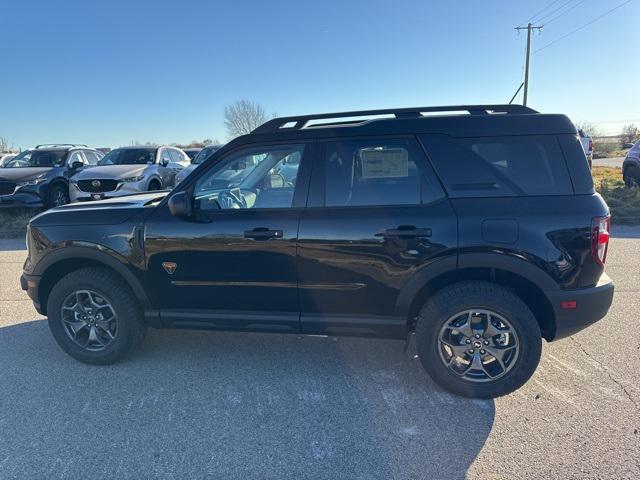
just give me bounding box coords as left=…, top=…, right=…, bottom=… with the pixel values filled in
left=46, top=267, right=146, bottom=364
left=47, top=183, right=69, bottom=208
left=415, top=281, right=542, bottom=398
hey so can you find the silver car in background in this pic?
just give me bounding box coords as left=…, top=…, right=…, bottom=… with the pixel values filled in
left=69, top=145, right=189, bottom=202
left=175, top=144, right=224, bottom=185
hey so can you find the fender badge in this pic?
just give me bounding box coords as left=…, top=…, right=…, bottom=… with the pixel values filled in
left=162, top=262, right=177, bottom=275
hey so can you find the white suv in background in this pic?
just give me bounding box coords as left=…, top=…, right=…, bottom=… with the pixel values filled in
left=69, top=145, right=189, bottom=202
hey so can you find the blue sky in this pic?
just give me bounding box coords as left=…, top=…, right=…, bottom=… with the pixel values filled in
left=1, top=0, right=638, bottom=149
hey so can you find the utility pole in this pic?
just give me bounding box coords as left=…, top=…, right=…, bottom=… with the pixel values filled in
left=514, top=23, right=542, bottom=106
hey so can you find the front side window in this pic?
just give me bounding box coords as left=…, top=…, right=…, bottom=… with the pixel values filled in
left=98, top=148, right=156, bottom=165
left=6, top=149, right=67, bottom=168
left=193, top=144, right=304, bottom=210
left=67, top=151, right=84, bottom=166
left=84, top=150, right=102, bottom=165
left=324, top=139, right=421, bottom=207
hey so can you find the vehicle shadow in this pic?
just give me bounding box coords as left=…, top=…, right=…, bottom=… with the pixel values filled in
left=0, top=320, right=494, bottom=480
left=0, top=238, right=27, bottom=251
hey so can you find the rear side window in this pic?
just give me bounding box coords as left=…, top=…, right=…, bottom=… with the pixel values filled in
left=324, top=139, right=422, bottom=207
left=420, top=134, right=573, bottom=197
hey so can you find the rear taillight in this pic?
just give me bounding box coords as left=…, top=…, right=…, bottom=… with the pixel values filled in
left=588, top=140, right=594, bottom=152
left=590, top=215, right=610, bottom=266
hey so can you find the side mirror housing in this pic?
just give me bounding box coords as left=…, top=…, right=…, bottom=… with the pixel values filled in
left=71, top=160, right=84, bottom=170
left=168, top=191, right=192, bottom=218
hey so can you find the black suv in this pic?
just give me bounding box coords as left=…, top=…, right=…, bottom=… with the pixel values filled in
left=0, top=144, right=104, bottom=208
left=20, top=105, right=614, bottom=398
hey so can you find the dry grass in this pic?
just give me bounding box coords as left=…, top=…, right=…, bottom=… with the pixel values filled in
left=0, top=208, right=42, bottom=238
left=592, top=167, right=640, bottom=224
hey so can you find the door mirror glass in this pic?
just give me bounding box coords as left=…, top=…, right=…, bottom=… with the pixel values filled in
left=267, top=173, right=285, bottom=188
left=168, top=191, right=193, bottom=218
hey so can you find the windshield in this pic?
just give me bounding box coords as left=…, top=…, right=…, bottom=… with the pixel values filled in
left=98, top=148, right=157, bottom=165
left=4, top=149, right=67, bottom=168
left=193, top=145, right=222, bottom=165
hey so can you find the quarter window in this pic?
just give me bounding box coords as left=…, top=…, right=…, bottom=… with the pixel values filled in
left=193, top=144, right=305, bottom=211
left=324, top=139, right=421, bottom=207
left=420, top=134, right=573, bottom=197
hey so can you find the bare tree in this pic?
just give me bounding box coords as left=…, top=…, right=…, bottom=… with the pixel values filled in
left=621, top=124, right=639, bottom=145
left=224, top=100, right=272, bottom=138
left=0, top=137, right=9, bottom=152
left=574, top=121, right=603, bottom=138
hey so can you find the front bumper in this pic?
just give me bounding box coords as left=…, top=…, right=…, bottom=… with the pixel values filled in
left=546, top=273, right=614, bottom=340
left=21, top=272, right=44, bottom=314
left=70, top=180, right=147, bottom=202
left=0, top=188, right=45, bottom=208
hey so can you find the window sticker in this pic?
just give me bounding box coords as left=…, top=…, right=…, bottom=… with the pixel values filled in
left=359, top=147, right=409, bottom=179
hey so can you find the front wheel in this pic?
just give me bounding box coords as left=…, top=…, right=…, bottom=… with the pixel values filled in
left=415, top=281, right=542, bottom=398
left=47, top=183, right=69, bottom=208
left=46, top=267, right=146, bottom=364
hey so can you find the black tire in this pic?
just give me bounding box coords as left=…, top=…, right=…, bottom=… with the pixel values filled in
left=623, top=166, right=639, bottom=188
left=47, top=183, right=69, bottom=208
left=415, top=281, right=542, bottom=399
left=147, top=179, right=161, bottom=191
left=46, top=267, right=146, bottom=365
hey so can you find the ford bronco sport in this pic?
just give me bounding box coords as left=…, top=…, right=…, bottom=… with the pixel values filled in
left=21, top=105, right=614, bottom=398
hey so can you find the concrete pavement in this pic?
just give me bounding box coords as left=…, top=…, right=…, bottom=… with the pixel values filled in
left=0, top=239, right=638, bottom=479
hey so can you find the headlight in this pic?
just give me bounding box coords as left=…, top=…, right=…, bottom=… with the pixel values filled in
left=16, top=176, right=46, bottom=187
left=121, top=175, right=145, bottom=183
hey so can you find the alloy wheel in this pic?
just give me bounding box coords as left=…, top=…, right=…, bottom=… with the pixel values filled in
left=437, top=309, right=519, bottom=382
left=60, top=289, right=117, bottom=351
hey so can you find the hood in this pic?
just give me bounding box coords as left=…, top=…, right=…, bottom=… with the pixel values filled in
left=72, top=164, right=148, bottom=180
left=31, top=191, right=169, bottom=227
left=0, top=167, right=52, bottom=182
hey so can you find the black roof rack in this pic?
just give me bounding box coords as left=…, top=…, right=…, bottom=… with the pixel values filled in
left=252, top=104, right=538, bottom=134
left=35, top=143, right=88, bottom=149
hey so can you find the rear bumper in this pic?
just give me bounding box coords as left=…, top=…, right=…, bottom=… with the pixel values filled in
left=546, top=273, right=614, bottom=340
left=21, top=273, right=44, bottom=314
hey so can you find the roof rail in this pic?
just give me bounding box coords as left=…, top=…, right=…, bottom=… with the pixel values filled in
left=35, top=143, right=88, bottom=149
left=252, top=104, right=538, bottom=134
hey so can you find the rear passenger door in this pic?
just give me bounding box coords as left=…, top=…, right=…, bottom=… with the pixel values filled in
left=297, top=136, right=458, bottom=338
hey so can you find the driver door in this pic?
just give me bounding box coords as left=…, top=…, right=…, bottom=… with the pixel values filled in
left=144, top=141, right=314, bottom=333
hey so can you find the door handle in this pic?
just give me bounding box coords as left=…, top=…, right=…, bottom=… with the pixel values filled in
left=377, top=226, right=432, bottom=238
left=243, top=227, right=283, bottom=240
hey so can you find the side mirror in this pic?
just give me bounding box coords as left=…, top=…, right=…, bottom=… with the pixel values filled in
left=161, top=157, right=169, bottom=166
left=268, top=173, right=285, bottom=188
left=71, top=161, right=84, bottom=170
left=168, top=191, right=192, bottom=218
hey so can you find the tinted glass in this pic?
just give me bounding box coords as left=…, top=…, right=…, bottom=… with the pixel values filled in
left=421, top=134, right=573, bottom=197
left=184, top=149, right=201, bottom=161
left=193, top=144, right=304, bottom=210
left=324, top=139, right=421, bottom=207
left=98, top=148, right=156, bottom=165
left=5, top=149, right=67, bottom=168
left=193, top=145, right=223, bottom=164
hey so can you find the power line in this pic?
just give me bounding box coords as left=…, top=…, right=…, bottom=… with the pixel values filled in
left=536, top=0, right=579, bottom=24
left=543, top=0, right=590, bottom=25
left=519, top=0, right=562, bottom=26
left=534, top=0, right=634, bottom=53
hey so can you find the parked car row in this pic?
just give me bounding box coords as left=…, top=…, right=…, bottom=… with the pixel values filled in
left=0, top=143, right=216, bottom=208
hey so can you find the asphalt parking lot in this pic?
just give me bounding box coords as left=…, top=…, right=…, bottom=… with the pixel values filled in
left=0, top=235, right=638, bottom=480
